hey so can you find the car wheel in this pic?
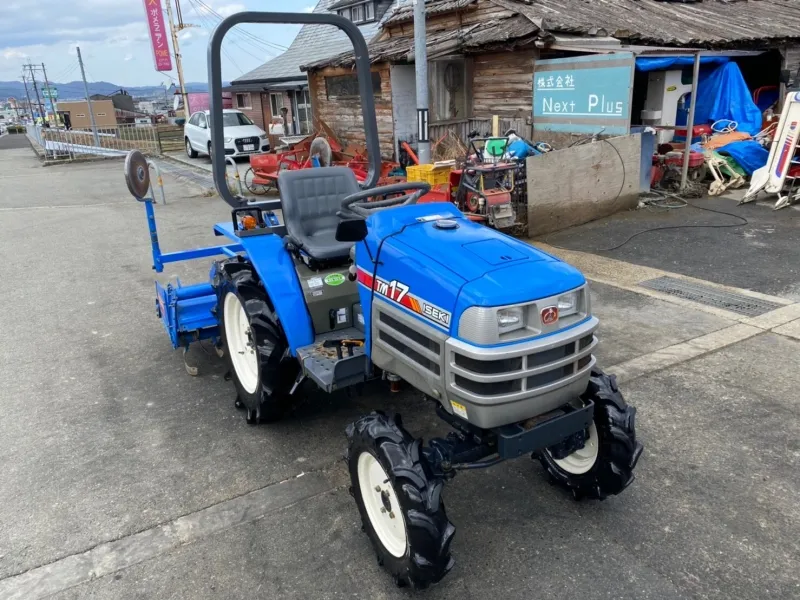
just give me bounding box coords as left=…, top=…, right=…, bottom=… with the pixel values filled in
left=185, top=137, right=198, bottom=159
left=206, top=141, right=213, bottom=160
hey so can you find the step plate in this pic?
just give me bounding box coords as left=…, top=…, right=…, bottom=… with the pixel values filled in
left=638, top=276, right=783, bottom=317
left=296, top=328, right=367, bottom=392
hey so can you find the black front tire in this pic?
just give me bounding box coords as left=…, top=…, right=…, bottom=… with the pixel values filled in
left=213, top=257, right=298, bottom=423
left=539, top=368, right=643, bottom=500
left=347, top=412, right=455, bottom=590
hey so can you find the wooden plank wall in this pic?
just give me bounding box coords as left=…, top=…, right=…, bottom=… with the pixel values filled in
left=472, top=50, right=537, bottom=119
left=308, top=66, right=395, bottom=157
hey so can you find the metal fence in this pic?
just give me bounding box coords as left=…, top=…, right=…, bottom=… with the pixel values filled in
left=429, top=117, right=531, bottom=146
left=27, top=123, right=168, bottom=160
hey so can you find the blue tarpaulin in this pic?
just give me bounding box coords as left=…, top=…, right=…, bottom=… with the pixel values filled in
left=635, top=56, right=729, bottom=72
left=717, top=140, right=770, bottom=175
left=693, top=62, right=763, bottom=136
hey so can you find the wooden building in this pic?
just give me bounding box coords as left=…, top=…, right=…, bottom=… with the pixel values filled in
left=226, top=0, right=394, bottom=141
left=302, top=0, right=800, bottom=158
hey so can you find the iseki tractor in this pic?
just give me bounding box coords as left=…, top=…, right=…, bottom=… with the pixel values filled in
left=124, top=11, right=643, bottom=590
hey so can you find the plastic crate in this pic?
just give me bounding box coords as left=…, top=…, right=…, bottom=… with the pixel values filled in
left=406, top=164, right=451, bottom=186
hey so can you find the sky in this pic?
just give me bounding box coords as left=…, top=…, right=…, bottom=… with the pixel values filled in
left=0, top=0, right=317, bottom=89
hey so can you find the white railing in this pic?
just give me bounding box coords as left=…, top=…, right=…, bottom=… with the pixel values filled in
left=28, top=123, right=161, bottom=160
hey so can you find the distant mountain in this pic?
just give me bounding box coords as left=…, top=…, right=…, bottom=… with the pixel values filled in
left=0, top=80, right=225, bottom=101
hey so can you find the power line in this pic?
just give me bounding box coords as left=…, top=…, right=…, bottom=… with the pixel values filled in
left=185, top=0, right=271, bottom=71
left=188, top=0, right=288, bottom=53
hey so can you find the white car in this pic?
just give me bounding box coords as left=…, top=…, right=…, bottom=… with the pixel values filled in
left=184, top=109, right=269, bottom=159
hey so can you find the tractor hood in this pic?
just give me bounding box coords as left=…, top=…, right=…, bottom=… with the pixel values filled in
left=367, top=204, right=585, bottom=310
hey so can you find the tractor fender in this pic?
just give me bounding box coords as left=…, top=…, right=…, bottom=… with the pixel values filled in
left=210, top=233, right=314, bottom=355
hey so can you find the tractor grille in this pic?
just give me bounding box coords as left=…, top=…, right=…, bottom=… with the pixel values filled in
left=235, top=136, right=259, bottom=152
left=376, top=310, right=442, bottom=376
left=450, top=334, right=596, bottom=399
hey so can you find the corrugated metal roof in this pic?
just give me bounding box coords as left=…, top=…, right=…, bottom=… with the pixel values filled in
left=231, top=0, right=384, bottom=84
left=496, top=0, right=800, bottom=46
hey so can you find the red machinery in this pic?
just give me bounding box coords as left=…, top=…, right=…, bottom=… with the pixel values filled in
left=244, top=132, right=400, bottom=194
left=651, top=149, right=706, bottom=190
left=451, top=137, right=518, bottom=230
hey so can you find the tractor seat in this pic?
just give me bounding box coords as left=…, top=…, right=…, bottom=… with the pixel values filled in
left=278, top=167, right=361, bottom=263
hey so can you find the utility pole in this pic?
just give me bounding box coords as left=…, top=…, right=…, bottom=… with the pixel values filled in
left=41, top=62, right=59, bottom=127
left=21, top=76, right=33, bottom=121
left=414, top=0, right=430, bottom=164
left=165, top=0, right=189, bottom=116
left=76, top=46, right=101, bottom=146
left=26, top=64, right=45, bottom=124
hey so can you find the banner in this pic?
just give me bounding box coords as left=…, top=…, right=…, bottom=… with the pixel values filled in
left=143, top=0, right=173, bottom=72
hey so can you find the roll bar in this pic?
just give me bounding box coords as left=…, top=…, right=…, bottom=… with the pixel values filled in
left=207, top=12, right=381, bottom=208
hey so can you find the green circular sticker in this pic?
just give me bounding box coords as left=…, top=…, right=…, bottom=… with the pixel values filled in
left=324, top=273, right=346, bottom=286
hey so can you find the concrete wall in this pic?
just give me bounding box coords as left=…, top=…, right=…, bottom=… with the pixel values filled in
left=526, top=133, right=641, bottom=237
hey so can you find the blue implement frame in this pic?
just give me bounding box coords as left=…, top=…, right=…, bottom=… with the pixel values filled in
left=142, top=199, right=243, bottom=273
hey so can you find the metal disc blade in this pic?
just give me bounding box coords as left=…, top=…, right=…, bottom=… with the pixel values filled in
left=124, top=150, right=151, bottom=200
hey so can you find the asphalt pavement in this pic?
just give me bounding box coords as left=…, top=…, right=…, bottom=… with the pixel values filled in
left=1, top=144, right=798, bottom=599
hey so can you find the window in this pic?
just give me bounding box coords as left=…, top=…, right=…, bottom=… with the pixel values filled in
left=429, top=59, right=467, bottom=121
left=325, top=72, right=381, bottom=99
left=222, top=112, right=254, bottom=126
left=235, top=92, right=251, bottom=109
left=197, top=113, right=207, bottom=128
left=76, top=113, right=86, bottom=118
left=294, top=89, right=312, bottom=135
left=96, top=112, right=106, bottom=117
left=270, top=92, right=284, bottom=117
left=337, top=1, right=376, bottom=24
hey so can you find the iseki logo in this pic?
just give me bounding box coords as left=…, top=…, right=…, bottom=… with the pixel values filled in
left=541, top=306, right=559, bottom=325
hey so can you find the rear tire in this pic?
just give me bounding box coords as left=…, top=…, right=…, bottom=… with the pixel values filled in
left=213, top=257, right=298, bottom=423
left=538, top=368, right=643, bottom=500
left=347, top=412, right=455, bottom=590
left=185, top=137, right=198, bottom=158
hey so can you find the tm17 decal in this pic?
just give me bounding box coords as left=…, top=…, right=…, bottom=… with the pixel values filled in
left=357, top=268, right=451, bottom=330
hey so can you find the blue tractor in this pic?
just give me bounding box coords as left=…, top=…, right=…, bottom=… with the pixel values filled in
left=124, top=11, right=642, bottom=590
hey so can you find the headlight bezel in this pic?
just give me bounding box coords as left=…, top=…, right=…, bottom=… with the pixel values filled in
left=457, top=285, right=589, bottom=345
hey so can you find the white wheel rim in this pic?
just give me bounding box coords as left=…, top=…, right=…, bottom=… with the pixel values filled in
left=550, top=423, right=599, bottom=475
left=357, top=451, right=407, bottom=558
left=223, top=292, right=259, bottom=395
left=186, top=140, right=191, bottom=154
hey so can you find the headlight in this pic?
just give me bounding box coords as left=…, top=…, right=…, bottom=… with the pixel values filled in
left=224, top=137, right=232, bottom=143
left=557, top=292, right=579, bottom=317
left=259, top=133, right=268, bottom=140
left=497, top=307, right=524, bottom=334
left=458, top=287, right=587, bottom=344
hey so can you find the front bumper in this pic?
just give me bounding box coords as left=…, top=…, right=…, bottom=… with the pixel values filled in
left=444, top=317, right=599, bottom=428
left=224, top=138, right=269, bottom=156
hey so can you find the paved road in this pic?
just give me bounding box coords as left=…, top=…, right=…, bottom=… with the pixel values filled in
left=0, top=146, right=798, bottom=599
left=543, top=192, right=800, bottom=300
left=0, top=133, right=31, bottom=150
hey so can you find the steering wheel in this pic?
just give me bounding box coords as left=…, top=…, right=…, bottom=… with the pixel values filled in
left=340, top=182, right=431, bottom=218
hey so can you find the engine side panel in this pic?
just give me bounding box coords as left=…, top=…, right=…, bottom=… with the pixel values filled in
left=355, top=237, right=465, bottom=360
